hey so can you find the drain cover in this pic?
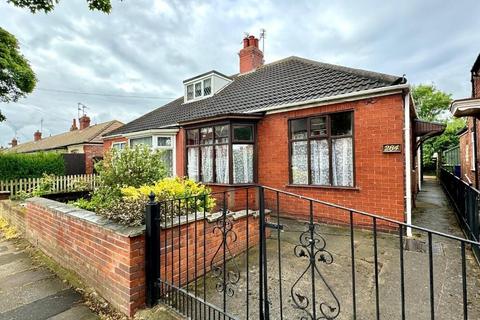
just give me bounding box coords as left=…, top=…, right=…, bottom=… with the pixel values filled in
left=403, top=238, right=445, bottom=256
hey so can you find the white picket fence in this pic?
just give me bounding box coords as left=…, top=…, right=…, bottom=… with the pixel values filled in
left=0, top=174, right=98, bottom=196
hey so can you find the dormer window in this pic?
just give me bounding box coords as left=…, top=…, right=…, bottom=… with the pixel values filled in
left=183, top=71, right=232, bottom=103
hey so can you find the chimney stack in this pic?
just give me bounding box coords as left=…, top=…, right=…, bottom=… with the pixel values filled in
left=70, top=118, right=78, bottom=131
left=34, top=130, right=42, bottom=141
left=10, top=137, right=18, bottom=147
left=79, top=114, right=91, bottom=130
left=239, top=35, right=264, bottom=74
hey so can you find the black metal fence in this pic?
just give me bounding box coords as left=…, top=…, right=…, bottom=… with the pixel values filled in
left=440, top=168, right=480, bottom=262
left=145, top=185, right=480, bottom=319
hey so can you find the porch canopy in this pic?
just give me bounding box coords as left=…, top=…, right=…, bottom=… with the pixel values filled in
left=450, top=97, right=480, bottom=118
left=414, top=119, right=446, bottom=149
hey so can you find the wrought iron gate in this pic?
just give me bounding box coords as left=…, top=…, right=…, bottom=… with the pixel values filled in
left=145, top=185, right=480, bottom=320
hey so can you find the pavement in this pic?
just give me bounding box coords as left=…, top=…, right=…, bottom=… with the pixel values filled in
left=0, top=235, right=98, bottom=320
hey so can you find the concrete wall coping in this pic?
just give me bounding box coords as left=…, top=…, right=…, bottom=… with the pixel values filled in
left=25, top=197, right=271, bottom=236
left=26, top=197, right=145, bottom=237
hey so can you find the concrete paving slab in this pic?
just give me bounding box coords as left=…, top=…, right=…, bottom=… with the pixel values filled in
left=0, top=289, right=83, bottom=320
left=0, top=234, right=98, bottom=320
left=47, top=305, right=99, bottom=320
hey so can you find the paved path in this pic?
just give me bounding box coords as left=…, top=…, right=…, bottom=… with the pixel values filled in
left=0, top=234, right=98, bottom=320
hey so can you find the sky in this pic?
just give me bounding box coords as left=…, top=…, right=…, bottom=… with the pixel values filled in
left=0, top=0, right=479, bottom=147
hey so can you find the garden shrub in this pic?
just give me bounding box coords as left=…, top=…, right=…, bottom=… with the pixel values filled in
left=95, top=145, right=167, bottom=189
left=95, top=177, right=215, bottom=226
left=0, top=152, right=65, bottom=180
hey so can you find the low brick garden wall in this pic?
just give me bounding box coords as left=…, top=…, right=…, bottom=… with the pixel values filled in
left=0, top=199, right=26, bottom=235
left=0, top=197, right=262, bottom=317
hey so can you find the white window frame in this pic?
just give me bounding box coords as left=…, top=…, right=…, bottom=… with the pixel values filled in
left=184, top=76, right=214, bottom=102
left=111, top=142, right=126, bottom=150
left=126, top=134, right=177, bottom=177
left=153, top=135, right=176, bottom=177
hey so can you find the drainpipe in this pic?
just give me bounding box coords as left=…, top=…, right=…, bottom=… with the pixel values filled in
left=417, top=138, right=422, bottom=191
left=404, top=91, right=413, bottom=237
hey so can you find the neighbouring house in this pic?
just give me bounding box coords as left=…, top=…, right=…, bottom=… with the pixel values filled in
left=451, top=53, right=480, bottom=187
left=8, top=114, right=123, bottom=174
left=104, top=35, right=444, bottom=229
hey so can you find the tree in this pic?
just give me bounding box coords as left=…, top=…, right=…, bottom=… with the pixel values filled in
left=412, top=84, right=461, bottom=170
left=412, top=84, right=452, bottom=121
left=7, top=0, right=115, bottom=13
left=0, top=27, right=36, bottom=122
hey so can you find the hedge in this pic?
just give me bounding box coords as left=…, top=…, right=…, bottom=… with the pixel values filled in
left=0, top=152, right=65, bottom=180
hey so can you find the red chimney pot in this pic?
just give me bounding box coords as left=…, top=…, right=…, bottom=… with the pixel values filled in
left=70, top=118, right=78, bottom=131
left=79, top=115, right=91, bottom=130
left=34, top=130, right=42, bottom=142
left=238, top=35, right=264, bottom=74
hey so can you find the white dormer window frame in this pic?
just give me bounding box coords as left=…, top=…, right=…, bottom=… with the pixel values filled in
left=183, top=72, right=232, bottom=103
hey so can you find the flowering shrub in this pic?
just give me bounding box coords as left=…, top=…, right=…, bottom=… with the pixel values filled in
left=92, top=177, right=215, bottom=226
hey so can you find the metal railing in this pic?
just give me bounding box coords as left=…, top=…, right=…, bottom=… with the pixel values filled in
left=145, top=185, right=480, bottom=320
left=440, top=168, right=480, bottom=262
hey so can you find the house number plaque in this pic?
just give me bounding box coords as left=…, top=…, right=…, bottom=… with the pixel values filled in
left=383, top=144, right=401, bottom=153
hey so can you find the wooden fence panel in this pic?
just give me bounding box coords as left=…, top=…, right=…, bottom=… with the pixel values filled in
left=0, top=174, right=97, bottom=196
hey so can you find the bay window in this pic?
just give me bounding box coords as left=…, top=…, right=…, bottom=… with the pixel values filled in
left=186, top=123, right=255, bottom=184
left=289, top=111, right=354, bottom=187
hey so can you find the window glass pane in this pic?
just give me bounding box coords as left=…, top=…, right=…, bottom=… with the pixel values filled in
left=233, top=144, right=253, bottom=183
left=200, top=127, right=214, bottom=144
left=201, top=146, right=213, bottom=183
left=195, top=82, right=202, bottom=97
left=331, top=112, right=352, bottom=136
left=187, top=84, right=194, bottom=101
left=187, top=130, right=199, bottom=145
left=233, top=125, right=253, bottom=142
left=291, top=141, right=308, bottom=184
left=130, top=137, right=152, bottom=148
left=160, top=149, right=173, bottom=177
left=215, top=125, right=229, bottom=144
left=203, top=78, right=211, bottom=96
left=310, top=117, right=327, bottom=137
left=310, top=140, right=330, bottom=185
left=187, top=148, right=199, bottom=181
left=215, top=145, right=229, bottom=183
left=291, top=119, right=307, bottom=140
left=332, top=137, right=353, bottom=186
left=157, top=137, right=172, bottom=147
left=112, top=142, right=126, bottom=150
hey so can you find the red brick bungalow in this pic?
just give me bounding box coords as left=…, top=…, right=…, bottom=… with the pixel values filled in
left=451, top=54, right=480, bottom=187
left=104, top=36, right=440, bottom=232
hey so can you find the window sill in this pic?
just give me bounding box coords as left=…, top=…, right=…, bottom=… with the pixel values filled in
left=204, top=183, right=257, bottom=187
left=285, top=184, right=360, bottom=191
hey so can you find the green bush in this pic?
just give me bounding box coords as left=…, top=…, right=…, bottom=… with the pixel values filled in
left=71, top=145, right=168, bottom=223
left=0, top=152, right=65, bottom=180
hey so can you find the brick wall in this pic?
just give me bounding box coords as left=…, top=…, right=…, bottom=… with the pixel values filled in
left=176, top=129, right=186, bottom=177
left=0, top=200, right=26, bottom=235
left=256, top=93, right=406, bottom=225
left=159, top=210, right=264, bottom=289
left=459, top=121, right=477, bottom=185
left=5, top=197, right=260, bottom=317
left=83, top=144, right=104, bottom=174
left=25, top=198, right=145, bottom=317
